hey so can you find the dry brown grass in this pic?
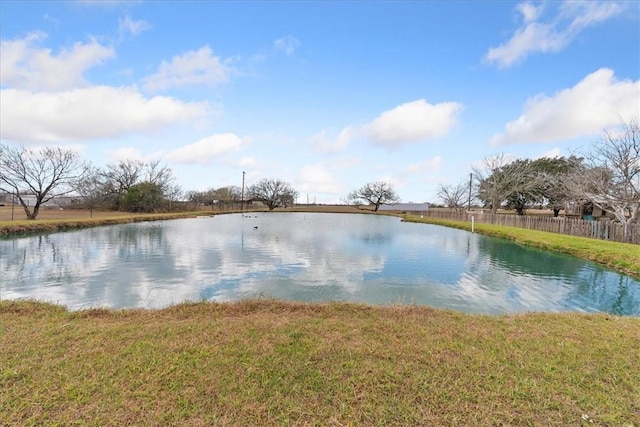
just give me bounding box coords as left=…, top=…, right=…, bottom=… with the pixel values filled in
left=0, top=206, right=139, bottom=221
left=0, top=204, right=372, bottom=222
left=2, top=299, right=639, bottom=426
left=3, top=208, right=640, bottom=425
left=0, top=207, right=223, bottom=236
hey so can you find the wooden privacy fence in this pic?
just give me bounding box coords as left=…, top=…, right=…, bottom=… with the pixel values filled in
left=419, top=210, right=639, bottom=245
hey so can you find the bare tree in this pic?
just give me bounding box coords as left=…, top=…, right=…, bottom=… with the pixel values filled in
left=437, top=182, right=468, bottom=211
left=165, top=183, right=184, bottom=211
left=473, top=154, right=539, bottom=214
left=214, top=186, right=242, bottom=202
left=144, top=159, right=174, bottom=191
left=247, top=178, right=297, bottom=210
left=186, top=190, right=208, bottom=209
left=565, top=119, right=639, bottom=233
left=0, top=144, right=89, bottom=220
left=75, top=167, right=105, bottom=217
left=207, top=186, right=243, bottom=210
left=347, top=181, right=400, bottom=212
left=101, top=160, right=145, bottom=209
left=473, top=154, right=509, bottom=213
left=100, top=159, right=176, bottom=210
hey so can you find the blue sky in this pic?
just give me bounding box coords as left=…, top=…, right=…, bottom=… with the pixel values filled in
left=1, top=0, right=638, bottom=204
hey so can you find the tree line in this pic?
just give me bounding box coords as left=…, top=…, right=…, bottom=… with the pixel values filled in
left=0, top=151, right=185, bottom=219
left=438, top=119, right=639, bottom=229
left=0, top=144, right=303, bottom=219
left=186, top=179, right=297, bottom=211
left=0, top=140, right=396, bottom=220
left=1, top=119, right=637, bottom=225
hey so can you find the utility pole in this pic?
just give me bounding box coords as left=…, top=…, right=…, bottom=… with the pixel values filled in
left=241, top=171, right=246, bottom=213
left=467, top=173, right=472, bottom=211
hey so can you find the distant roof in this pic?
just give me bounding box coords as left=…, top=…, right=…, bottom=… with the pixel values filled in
left=378, top=203, right=430, bottom=211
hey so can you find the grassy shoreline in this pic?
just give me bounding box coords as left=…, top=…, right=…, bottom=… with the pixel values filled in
left=2, top=207, right=638, bottom=280
left=2, top=209, right=640, bottom=424
left=2, top=299, right=639, bottom=426
left=0, top=210, right=220, bottom=237
left=402, top=214, right=640, bottom=280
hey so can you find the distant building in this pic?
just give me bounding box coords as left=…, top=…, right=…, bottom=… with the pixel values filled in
left=0, top=193, right=81, bottom=208
left=0, top=192, right=12, bottom=206
left=565, top=201, right=610, bottom=219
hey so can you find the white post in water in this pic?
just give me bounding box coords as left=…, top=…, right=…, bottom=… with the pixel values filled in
left=471, top=215, right=475, bottom=233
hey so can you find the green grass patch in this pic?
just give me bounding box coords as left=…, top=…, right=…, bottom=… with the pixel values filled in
left=403, top=215, right=640, bottom=280
left=2, top=299, right=639, bottom=425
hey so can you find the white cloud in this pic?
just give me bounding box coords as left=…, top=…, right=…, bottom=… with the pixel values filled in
left=274, top=35, right=300, bottom=56
left=365, top=99, right=463, bottom=148
left=490, top=68, right=640, bottom=146
left=0, top=86, right=209, bottom=144
left=118, top=14, right=151, bottom=36
left=164, top=133, right=247, bottom=164
left=331, top=156, right=363, bottom=170
left=310, top=126, right=355, bottom=153
left=308, top=100, right=461, bottom=153
left=378, top=174, right=403, bottom=190
left=407, top=156, right=443, bottom=175
left=517, top=2, right=543, bottom=24
left=43, top=14, right=61, bottom=27
left=0, top=32, right=114, bottom=91
left=142, top=46, right=233, bottom=91
left=108, top=146, right=146, bottom=162
left=485, top=0, right=624, bottom=68
left=560, top=0, right=623, bottom=31
left=234, top=157, right=258, bottom=168
left=296, top=164, right=342, bottom=195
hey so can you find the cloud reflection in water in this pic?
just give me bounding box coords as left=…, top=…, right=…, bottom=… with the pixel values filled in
left=1, top=213, right=639, bottom=315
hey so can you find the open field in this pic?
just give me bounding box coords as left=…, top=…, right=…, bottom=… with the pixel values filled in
left=2, top=299, right=639, bottom=426
left=0, top=206, right=142, bottom=222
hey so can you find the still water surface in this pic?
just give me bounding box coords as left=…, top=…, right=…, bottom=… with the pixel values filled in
left=1, top=213, right=639, bottom=315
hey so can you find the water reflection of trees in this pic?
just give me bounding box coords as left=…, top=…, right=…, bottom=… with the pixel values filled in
left=478, top=236, right=583, bottom=278
left=2, top=213, right=639, bottom=315
left=477, top=235, right=640, bottom=315
left=352, top=232, right=393, bottom=246
left=0, top=224, right=178, bottom=308
left=568, top=268, right=640, bottom=315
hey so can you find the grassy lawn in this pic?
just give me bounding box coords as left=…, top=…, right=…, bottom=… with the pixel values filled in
left=2, top=299, right=639, bottom=426
left=2, top=207, right=639, bottom=425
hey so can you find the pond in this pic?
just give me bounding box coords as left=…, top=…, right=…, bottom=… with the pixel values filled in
left=1, top=212, right=639, bottom=315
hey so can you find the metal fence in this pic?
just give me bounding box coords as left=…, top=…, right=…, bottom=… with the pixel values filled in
left=419, top=210, right=639, bottom=245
